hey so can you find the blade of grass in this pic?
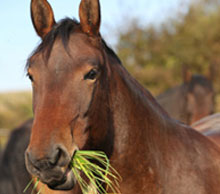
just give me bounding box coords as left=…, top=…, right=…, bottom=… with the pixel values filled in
left=23, top=178, right=34, bottom=193
left=31, top=178, right=40, bottom=194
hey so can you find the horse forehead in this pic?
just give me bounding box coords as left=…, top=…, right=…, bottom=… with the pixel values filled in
left=48, top=33, right=101, bottom=68
left=68, top=33, right=101, bottom=56
left=28, top=34, right=102, bottom=76
left=192, top=84, right=211, bottom=95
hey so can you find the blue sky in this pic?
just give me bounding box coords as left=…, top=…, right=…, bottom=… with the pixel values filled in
left=0, top=0, right=190, bottom=92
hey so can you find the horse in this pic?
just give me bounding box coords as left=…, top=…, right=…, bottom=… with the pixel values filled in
left=156, top=70, right=214, bottom=125
left=24, top=0, right=220, bottom=193
left=0, top=119, right=33, bottom=194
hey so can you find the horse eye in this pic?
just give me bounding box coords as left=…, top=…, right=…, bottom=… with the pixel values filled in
left=27, top=73, right=34, bottom=82
left=84, top=69, right=98, bottom=80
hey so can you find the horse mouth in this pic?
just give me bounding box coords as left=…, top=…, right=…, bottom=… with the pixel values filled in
left=44, top=149, right=78, bottom=190
left=47, top=167, right=75, bottom=190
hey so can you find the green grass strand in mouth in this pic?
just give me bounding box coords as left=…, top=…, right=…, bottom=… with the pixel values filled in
left=24, top=150, right=121, bottom=194
left=71, top=150, right=121, bottom=194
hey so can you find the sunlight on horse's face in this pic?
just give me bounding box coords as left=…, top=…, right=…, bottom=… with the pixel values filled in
left=25, top=33, right=104, bottom=190
left=187, top=83, right=214, bottom=124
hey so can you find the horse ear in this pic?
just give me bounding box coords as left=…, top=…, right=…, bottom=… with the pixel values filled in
left=206, top=63, right=215, bottom=82
left=79, top=0, right=101, bottom=36
left=31, top=0, right=56, bottom=38
left=182, top=65, right=192, bottom=83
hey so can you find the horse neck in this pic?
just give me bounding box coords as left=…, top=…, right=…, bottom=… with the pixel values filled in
left=108, top=61, right=169, bottom=160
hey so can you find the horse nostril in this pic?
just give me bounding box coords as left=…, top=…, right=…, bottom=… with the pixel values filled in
left=53, top=145, right=71, bottom=167
left=25, top=149, right=41, bottom=174
left=49, top=148, right=60, bottom=166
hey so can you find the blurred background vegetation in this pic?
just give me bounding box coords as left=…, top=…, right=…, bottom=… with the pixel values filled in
left=1, top=0, right=220, bottom=141
left=0, top=91, right=32, bottom=145
left=117, top=0, right=220, bottom=96
left=0, top=91, right=32, bottom=129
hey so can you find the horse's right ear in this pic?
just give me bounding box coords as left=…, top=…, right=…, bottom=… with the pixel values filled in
left=206, top=63, right=215, bottom=82
left=182, top=65, right=192, bottom=83
left=31, top=0, right=56, bottom=38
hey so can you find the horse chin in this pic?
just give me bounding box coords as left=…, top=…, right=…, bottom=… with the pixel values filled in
left=47, top=170, right=75, bottom=191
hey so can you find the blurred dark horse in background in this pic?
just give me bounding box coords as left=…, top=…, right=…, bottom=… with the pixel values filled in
left=23, top=0, right=220, bottom=193
left=0, top=119, right=33, bottom=194
left=156, top=69, right=214, bottom=125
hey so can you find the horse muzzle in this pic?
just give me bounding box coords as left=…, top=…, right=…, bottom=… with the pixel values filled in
left=25, top=145, right=76, bottom=190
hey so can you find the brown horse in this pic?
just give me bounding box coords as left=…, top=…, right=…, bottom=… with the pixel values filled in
left=156, top=70, right=214, bottom=125
left=25, top=0, right=220, bottom=193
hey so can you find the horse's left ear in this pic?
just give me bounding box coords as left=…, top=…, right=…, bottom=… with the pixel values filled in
left=79, top=0, right=101, bottom=36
